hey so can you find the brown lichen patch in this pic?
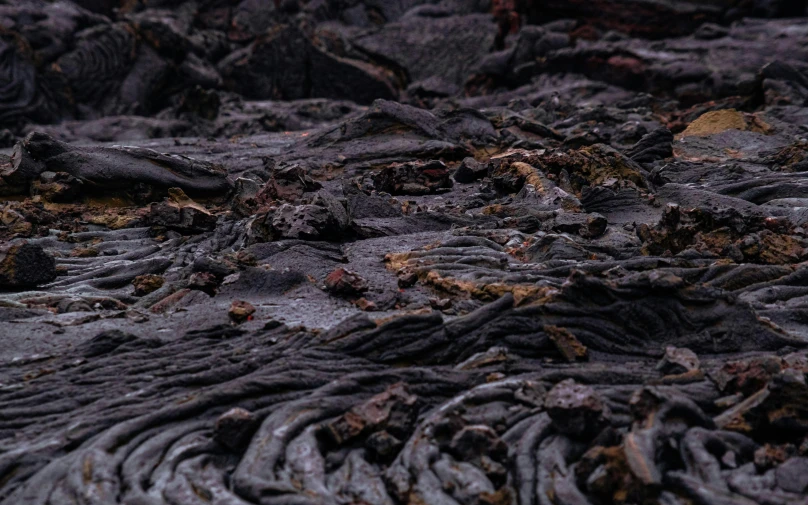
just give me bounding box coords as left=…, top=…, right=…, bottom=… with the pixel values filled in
left=653, top=369, right=705, bottom=385
left=133, top=274, right=165, bottom=296
left=422, top=270, right=550, bottom=305
left=71, top=247, right=100, bottom=258
left=150, top=289, right=191, bottom=314
left=371, top=307, right=433, bottom=328
left=384, top=252, right=415, bottom=271
left=544, top=325, right=588, bottom=362
left=742, top=232, right=805, bottom=265
left=679, top=109, right=747, bottom=138
left=763, top=141, right=808, bottom=172
left=539, top=144, right=647, bottom=193
left=481, top=204, right=507, bottom=216
left=746, top=113, right=775, bottom=135
left=86, top=212, right=140, bottom=230
left=509, top=161, right=544, bottom=188
left=638, top=205, right=806, bottom=265
left=694, top=227, right=735, bottom=252
left=489, top=145, right=647, bottom=196
left=577, top=445, right=648, bottom=504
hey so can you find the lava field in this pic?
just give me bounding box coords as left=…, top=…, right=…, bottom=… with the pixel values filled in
left=3, top=1, right=808, bottom=504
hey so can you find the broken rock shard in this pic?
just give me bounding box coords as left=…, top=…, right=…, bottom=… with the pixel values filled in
left=0, top=241, right=56, bottom=289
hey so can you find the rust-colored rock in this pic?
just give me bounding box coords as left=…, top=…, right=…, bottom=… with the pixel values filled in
left=228, top=300, right=256, bottom=324
left=545, top=325, right=588, bottom=362
left=132, top=274, right=165, bottom=296
left=325, top=268, right=369, bottom=297
left=680, top=109, right=748, bottom=138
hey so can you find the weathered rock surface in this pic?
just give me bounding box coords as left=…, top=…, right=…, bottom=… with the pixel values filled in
left=3, top=2, right=808, bottom=505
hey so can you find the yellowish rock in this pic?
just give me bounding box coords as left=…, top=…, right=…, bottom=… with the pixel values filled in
left=680, top=109, right=747, bottom=137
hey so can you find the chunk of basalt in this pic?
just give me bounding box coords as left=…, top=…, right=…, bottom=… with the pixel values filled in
left=0, top=241, right=56, bottom=289
left=540, top=144, right=648, bottom=194
left=716, top=370, right=808, bottom=435
left=214, top=408, right=258, bottom=452
left=397, top=269, right=419, bottom=289
left=230, top=177, right=262, bottom=215
left=324, top=268, right=368, bottom=297
left=147, top=188, right=217, bottom=232
left=370, top=160, right=453, bottom=195
left=258, top=162, right=322, bottom=203
left=13, top=132, right=232, bottom=196
left=188, top=271, right=219, bottom=295
left=738, top=231, right=805, bottom=265
left=654, top=346, right=703, bottom=383
left=638, top=205, right=806, bottom=264
left=776, top=457, right=808, bottom=494
left=228, top=300, right=256, bottom=324
left=656, top=346, right=699, bottom=375
left=517, top=179, right=582, bottom=211
left=132, top=274, right=165, bottom=296
left=490, top=145, right=647, bottom=196
left=345, top=186, right=403, bottom=220
left=0, top=141, right=45, bottom=191
left=322, top=383, right=419, bottom=445
left=549, top=212, right=608, bottom=238
left=30, top=171, right=83, bottom=202
left=761, top=60, right=808, bottom=106
left=545, top=379, right=611, bottom=439
left=429, top=297, right=452, bottom=311
left=56, top=297, right=93, bottom=314
left=365, top=430, right=403, bottom=462
left=448, top=425, right=509, bottom=469
left=625, top=128, right=673, bottom=164
left=453, top=157, right=489, bottom=183
left=762, top=141, right=808, bottom=172
left=713, top=355, right=784, bottom=396
left=354, top=297, right=377, bottom=312
left=491, top=160, right=539, bottom=194
left=271, top=190, right=350, bottom=241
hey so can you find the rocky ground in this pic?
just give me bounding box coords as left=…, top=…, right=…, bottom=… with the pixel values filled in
left=3, top=1, right=808, bottom=504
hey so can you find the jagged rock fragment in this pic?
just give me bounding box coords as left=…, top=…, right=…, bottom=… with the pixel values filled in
left=132, top=274, right=165, bottom=296
left=545, top=379, right=610, bottom=439
left=214, top=408, right=258, bottom=451
left=228, top=300, right=256, bottom=324
left=0, top=241, right=56, bottom=289
left=324, top=268, right=368, bottom=297
left=148, top=188, right=217, bottom=232
left=370, top=160, right=453, bottom=195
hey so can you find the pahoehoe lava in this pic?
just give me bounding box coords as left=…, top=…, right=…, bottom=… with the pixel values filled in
left=3, top=1, right=808, bottom=504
